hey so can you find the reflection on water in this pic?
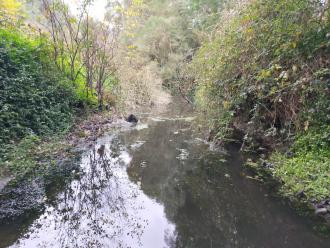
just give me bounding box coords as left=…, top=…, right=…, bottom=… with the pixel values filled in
left=10, top=135, right=176, bottom=248
left=2, top=101, right=330, bottom=248
left=122, top=117, right=330, bottom=248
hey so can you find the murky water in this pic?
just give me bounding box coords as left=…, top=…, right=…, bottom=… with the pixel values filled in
left=0, top=102, right=329, bottom=248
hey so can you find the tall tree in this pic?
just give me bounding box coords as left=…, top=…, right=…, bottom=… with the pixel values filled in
left=41, top=0, right=91, bottom=82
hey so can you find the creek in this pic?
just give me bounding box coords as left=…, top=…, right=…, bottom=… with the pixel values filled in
left=0, top=102, right=329, bottom=248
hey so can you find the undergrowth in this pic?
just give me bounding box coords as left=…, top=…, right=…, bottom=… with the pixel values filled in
left=0, top=134, right=73, bottom=180
left=271, top=126, right=330, bottom=201
left=191, top=0, right=330, bottom=203
left=0, top=26, right=96, bottom=178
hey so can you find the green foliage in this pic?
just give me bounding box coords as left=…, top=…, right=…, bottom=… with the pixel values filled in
left=185, top=0, right=224, bottom=30
left=0, top=133, right=73, bottom=179
left=271, top=127, right=330, bottom=201
left=271, top=80, right=330, bottom=200
left=192, top=0, right=330, bottom=144
left=72, top=71, right=98, bottom=107
left=116, top=0, right=198, bottom=106
left=0, top=0, right=23, bottom=27
left=0, top=28, right=78, bottom=146
left=188, top=0, right=220, bottom=12
left=191, top=0, right=330, bottom=202
left=126, top=0, right=196, bottom=82
left=0, top=135, right=41, bottom=178
left=0, top=1, right=107, bottom=179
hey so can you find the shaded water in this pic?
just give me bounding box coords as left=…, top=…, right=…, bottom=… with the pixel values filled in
left=0, top=102, right=329, bottom=248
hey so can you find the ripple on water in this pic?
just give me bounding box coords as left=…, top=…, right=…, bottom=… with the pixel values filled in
left=130, top=141, right=146, bottom=150
left=176, top=148, right=189, bottom=161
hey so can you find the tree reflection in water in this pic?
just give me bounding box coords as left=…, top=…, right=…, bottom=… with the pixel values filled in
left=12, top=135, right=176, bottom=248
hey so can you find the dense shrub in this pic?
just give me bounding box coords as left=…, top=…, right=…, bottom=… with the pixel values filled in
left=0, top=28, right=78, bottom=145
left=192, top=0, right=330, bottom=146
left=271, top=126, right=330, bottom=201
left=191, top=0, right=330, bottom=201
left=270, top=77, right=330, bottom=200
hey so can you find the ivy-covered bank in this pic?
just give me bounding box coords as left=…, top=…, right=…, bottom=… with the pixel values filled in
left=191, top=0, right=330, bottom=221
left=0, top=26, right=95, bottom=180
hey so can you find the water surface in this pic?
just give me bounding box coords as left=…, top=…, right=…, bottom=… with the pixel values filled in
left=0, top=103, right=329, bottom=248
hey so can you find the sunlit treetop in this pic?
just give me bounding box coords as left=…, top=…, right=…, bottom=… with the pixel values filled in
left=0, top=0, right=22, bottom=17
